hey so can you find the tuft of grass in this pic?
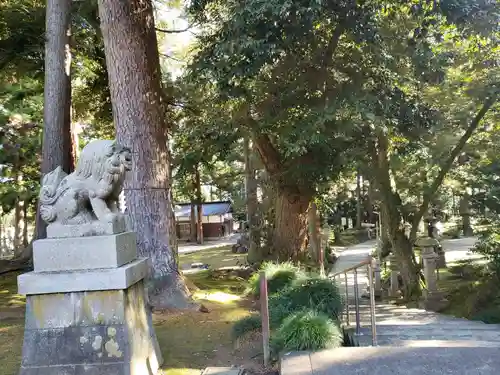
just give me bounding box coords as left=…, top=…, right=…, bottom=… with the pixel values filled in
left=270, top=277, right=343, bottom=320
left=271, top=310, right=343, bottom=354
left=247, top=262, right=305, bottom=298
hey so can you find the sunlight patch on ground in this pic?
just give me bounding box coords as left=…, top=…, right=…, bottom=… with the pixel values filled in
left=193, top=290, right=241, bottom=304
left=160, top=368, right=201, bottom=375
left=222, top=308, right=252, bottom=322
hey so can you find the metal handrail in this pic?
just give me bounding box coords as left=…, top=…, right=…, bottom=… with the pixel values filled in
left=331, top=256, right=378, bottom=346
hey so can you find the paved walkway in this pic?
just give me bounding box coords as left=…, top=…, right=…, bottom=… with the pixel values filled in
left=178, top=233, right=239, bottom=253
left=281, top=236, right=500, bottom=375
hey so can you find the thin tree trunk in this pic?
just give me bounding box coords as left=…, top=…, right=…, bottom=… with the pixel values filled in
left=194, top=164, right=204, bottom=244
left=460, top=193, right=473, bottom=236
left=22, top=201, right=29, bottom=248
left=13, top=170, right=23, bottom=252
left=36, top=0, right=73, bottom=241
left=98, top=0, right=192, bottom=309
left=13, top=191, right=22, bottom=252
left=410, top=95, right=497, bottom=241
left=245, top=137, right=261, bottom=263
left=356, top=171, right=362, bottom=229
left=367, top=181, right=374, bottom=223
left=190, top=201, right=197, bottom=242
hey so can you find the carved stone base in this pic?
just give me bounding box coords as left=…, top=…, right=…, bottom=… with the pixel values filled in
left=47, top=216, right=127, bottom=239
left=18, top=281, right=162, bottom=375
left=33, top=232, right=137, bottom=272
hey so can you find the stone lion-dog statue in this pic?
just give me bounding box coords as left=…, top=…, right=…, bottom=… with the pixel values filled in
left=39, top=140, right=132, bottom=233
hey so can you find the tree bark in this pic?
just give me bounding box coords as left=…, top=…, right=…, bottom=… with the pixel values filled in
left=273, top=188, right=311, bottom=262
left=367, top=181, right=374, bottom=223
left=98, top=0, right=192, bottom=309
left=189, top=201, right=197, bottom=242
left=13, top=192, right=22, bottom=252
left=36, top=0, right=73, bottom=241
left=371, top=133, right=420, bottom=300
left=194, top=164, right=204, bottom=244
left=22, top=201, right=29, bottom=248
left=460, top=193, right=473, bottom=236
left=308, top=201, right=320, bottom=265
left=356, top=171, right=362, bottom=229
left=245, top=137, right=261, bottom=263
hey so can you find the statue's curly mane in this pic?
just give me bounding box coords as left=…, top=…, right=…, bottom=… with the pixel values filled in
left=72, top=139, right=127, bottom=198
left=74, top=140, right=115, bottom=181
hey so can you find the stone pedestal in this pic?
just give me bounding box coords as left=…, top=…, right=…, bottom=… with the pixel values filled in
left=17, top=232, right=163, bottom=375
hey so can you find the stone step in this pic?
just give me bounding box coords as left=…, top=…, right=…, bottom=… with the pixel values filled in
left=359, top=337, right=500, bottom=347
left=281, top=346, right=500, bottom=375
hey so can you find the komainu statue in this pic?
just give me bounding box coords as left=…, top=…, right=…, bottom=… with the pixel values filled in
left=39, top=140, right=132, bottom=236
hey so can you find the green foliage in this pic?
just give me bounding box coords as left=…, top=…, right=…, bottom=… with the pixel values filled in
left=471, top=306, right=500, bottom=324
left=472, top=224, right=500, bottom=276
left=270, top=277, right=344, bottom=320
left=231, top=314, right=262, bottom=340
left=246, top=262, right=305, bottom=298
left=271, top=310, right=343, bottom=354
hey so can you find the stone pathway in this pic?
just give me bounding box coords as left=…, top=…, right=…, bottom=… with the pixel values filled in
left=281, top=237, right=500, bottom=375
left=178, top=233, right=240, bottom=253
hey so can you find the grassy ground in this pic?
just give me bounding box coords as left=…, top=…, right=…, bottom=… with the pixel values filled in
left=0, top=247, right=266, bottom=375
left=179, top=245, right=247, bottom=270
left=155, top=269, right=266, bottom=375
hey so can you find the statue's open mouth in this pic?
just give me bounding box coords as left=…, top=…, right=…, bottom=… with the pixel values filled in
left=122, top=152, right=133, bottom=170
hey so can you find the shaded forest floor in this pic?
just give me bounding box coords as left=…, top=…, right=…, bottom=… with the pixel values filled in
left=437, top=258, right=500, bottom=323
left=0, top=248, right=268, bottom=375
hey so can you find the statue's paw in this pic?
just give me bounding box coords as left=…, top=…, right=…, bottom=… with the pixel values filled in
left=104, top=213, right=118, bottom=223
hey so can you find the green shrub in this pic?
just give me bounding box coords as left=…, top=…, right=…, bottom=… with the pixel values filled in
left=247, top=262, right=305, bottom=297
left=231, top=314, right=262, bottom=339
left=269, top=277, right=343, bottom=320
left=271, top=310, right=343, bottom=353
left=471, top=306, right=500, bottom=324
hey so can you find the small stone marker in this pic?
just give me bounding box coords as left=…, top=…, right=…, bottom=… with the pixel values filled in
left=17, top=140, right=162, bottom=375
left=415, top=237, right=447, bottom=311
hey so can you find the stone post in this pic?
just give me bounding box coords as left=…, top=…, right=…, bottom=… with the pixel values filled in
left=16, top=140, right=162, bottom=375
left=415, top=237, right=447, bottom=310
left=415, top=237, right=440, bottom=293
left=388, top=254, right=400, bottom=298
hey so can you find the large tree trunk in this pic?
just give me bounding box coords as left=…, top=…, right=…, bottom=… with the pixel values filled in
left=245, top=137, right=261, bottom=263
left=36, top=0, right=73, bottom=241
left=308, top=201, right=320, bottom=265
left=272, top=188, right=311, bottom=262
left=98, top=0, right=193, bottom=309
